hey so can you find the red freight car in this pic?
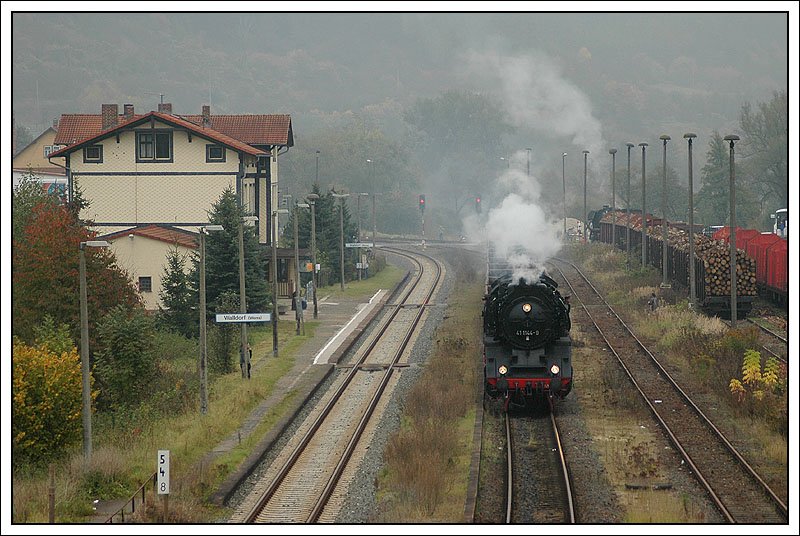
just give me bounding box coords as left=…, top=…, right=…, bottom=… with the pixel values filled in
left=765, top=239, right=788, bottom=305
left=735, top=228, right=760, bottom=250
left=746, top=233, right=782, bottom=292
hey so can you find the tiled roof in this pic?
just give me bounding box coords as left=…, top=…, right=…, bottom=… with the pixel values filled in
left=180, top=114, right=293, bottom=146
left=101, top=224, right=199, bottom=250
left=54, top=114, right=145, bottom=146
left=54, top=113, right=292, bottom=147
left=49, top=112, right=266, bottom=158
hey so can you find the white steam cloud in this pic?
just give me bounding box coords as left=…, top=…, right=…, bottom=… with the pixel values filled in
left=462, top=51, right=606, bottom=284
left=466, top=51, right=604, bottom=155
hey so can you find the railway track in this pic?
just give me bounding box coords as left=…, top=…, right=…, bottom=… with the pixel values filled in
left=504, top=406, right=575, bottom=523
left=549, top=257, right=787, bottom=524
left=741, top=318, right=788, bottom=365
left=229, top=248, right=443, bottom=523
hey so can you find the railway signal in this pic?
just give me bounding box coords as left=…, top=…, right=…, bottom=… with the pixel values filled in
left=475, top=196, right=482, bottom=213
left=418, top=194, right=426, bottom=213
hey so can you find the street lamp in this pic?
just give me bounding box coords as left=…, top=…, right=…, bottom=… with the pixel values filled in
left=582, top=150, right=589, bottom=242
left=625, top=143, right=635, bottom=269
left=562, top=152, right=567, bottom=239
left=609, top=149, right=617, bottom=247
left=367, top=159, right=377, bottom=248
left=331, top=192, right=350, bottom=291
left=684, top=133, right=697, bottom=307
left=79, top=240, right=110, bottom=464
left=294, top=203, right=310, bottom=335
left=526, top=148, right=532, bottom=177
left=355, top=192, right=369, bottom=281
left=724, top=134, right=740, bottom=327
left=198, top=226, right=223, bottom=415
left=306, top=193, right=320, bottom=319
left=271, top=209, right=289, bottom=356
left=639, top=142, right=649, bottom=267
left=238, top=215, right=258, bottom=379
left=659, top=135, right=671, bottom=288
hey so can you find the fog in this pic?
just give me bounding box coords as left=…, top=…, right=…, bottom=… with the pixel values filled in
left=8, top=6, right=792, bottom=252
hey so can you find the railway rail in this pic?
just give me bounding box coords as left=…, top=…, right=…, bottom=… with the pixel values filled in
left=740, top=318, right=788, bottom=365
left=504, top=405, right=575, bottom=523
left=548, top=257, right=787, bottom=524
left=230, top=247, right=442, bottom=523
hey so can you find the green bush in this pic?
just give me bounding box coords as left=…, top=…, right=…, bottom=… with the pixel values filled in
left=93, top=305, right=157, bottom=409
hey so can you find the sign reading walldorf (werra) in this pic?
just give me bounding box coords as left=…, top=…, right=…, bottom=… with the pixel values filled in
left=215, top=313, right=271, bottom=323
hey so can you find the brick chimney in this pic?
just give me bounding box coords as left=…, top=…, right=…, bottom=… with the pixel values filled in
left=123, top=104, right=135, bottom=120
left=157, top=102, right=172, bottom=114
left=202, top=105, right=211, bottom=127
left=52, top=117, right=59, bottom=130
left=101, top=104, right=118, bottom=130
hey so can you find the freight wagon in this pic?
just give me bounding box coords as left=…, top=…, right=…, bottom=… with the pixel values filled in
left=714, top=227, right=788, bottom=307
left=594, top=210, right=759, bottom=318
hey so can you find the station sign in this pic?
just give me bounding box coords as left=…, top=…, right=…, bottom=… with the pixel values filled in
left=215, top=313, right=271, bottom=323
left=345, top=242, right=374, bottom=248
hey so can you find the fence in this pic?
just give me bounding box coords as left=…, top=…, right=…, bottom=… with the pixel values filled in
left=105, top=472, right=157, bottom=523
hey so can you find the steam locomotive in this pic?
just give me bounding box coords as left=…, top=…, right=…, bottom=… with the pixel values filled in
left=483, top=248, right=573, bottom=411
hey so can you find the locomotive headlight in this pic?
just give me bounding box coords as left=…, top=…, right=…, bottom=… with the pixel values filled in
left=522, top=303, right=532, bottom=313
left=498, top=365, right=508, bottom=376
left=550, top=364, right=560, bottom=375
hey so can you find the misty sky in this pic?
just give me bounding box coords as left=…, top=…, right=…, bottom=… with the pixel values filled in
left=4, top=4, right=795, bottom=239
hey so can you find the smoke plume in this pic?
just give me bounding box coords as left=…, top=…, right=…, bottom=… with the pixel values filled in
left=463, top=51, right=606, bottom=283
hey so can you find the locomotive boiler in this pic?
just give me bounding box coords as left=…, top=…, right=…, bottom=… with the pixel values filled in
left=483, top=253, right=573, bottom=410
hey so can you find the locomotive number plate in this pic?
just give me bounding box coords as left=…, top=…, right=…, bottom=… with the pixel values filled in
left=516, top=330, right=539, bottom=336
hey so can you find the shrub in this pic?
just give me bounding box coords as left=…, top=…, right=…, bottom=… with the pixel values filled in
left=729, top=349, right=787, bottom=435
left=13, top=341, right=85, bottom=466
left=208, top=291, right=239, bottom=374
left=93, top=305, right=157, bottom=409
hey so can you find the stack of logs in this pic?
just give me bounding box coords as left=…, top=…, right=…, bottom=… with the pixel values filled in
left=602, top=210, right=757, bottom=296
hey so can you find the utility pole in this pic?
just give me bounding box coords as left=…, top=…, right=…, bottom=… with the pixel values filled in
left=684, top=133, right=697, bottom=307
left=238, top=222, right=248, bottom=378
left=660, top=135, right=671, bottom=288
left=625, top=143, right=634, bottom=269
left=609, top=148, right=617, bottom=247
left=582, top=150, right=589, bottom=242
left=639, top=143, right=649, bottom=267
left=724, top=135, right=740, bottom=327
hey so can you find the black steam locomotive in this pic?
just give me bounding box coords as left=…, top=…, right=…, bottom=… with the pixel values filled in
left=483, top=249, right=573, bottom=411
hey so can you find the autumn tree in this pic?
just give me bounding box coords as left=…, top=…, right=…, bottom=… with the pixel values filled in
left=739, top=90, right=788, bottom=220
left=13, top=340, right=84, bottom=466
left=12, top=201, right=140, bottom=346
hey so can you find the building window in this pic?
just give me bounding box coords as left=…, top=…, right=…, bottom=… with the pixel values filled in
left=242, top=177, right=256, bottom=215
left=136, top=131, right=173, bottom=162
left=83, top=145, right=103, bottom=163
left=206, top=144, right=226, bottom=162
left=44, top=145, right=54, bottom=157
left=139, top=276, right=153, bottom=293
